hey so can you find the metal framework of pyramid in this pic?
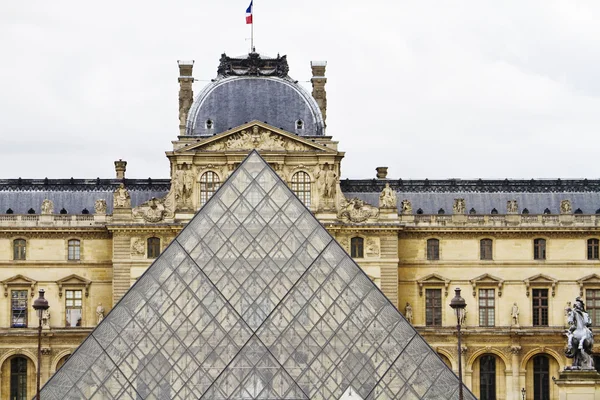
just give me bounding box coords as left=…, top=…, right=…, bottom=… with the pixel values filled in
left=41, top=151, right=476, bottom=400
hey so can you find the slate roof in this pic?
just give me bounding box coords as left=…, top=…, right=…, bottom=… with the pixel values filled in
left=0, top=179, right=170, bottom=214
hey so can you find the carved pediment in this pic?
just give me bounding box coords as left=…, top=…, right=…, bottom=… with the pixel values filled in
left=577, top=274, right=600, bottom=296
left=417, top=273, right=450, bottom=297
left=1, top=275, right=37, bottom=297
left=56, top=274, right=91, bottom=297
left=178, top=122, right=334, bottom=153
left=470, top=274, right=504, bottom=297
left=524, top=274, right=557, bottom=297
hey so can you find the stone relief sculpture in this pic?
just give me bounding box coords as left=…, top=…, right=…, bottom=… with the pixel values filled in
left=133, top=197, right=168, bottom=223
left=560, top=199, right=573, bottom=214
left=94, top=199, right=107, bottom=214
left=316, top=164, right=337, bottom=199
left=565, top=297, right=594, bottom=370
left=113, top=183, right=131, bottom=208
left=401, top=200, right=413, bottom=215
left=511, top=303, right=519, bottom=326
left=338, top=198, right=379, bottom=223
left=204, top=127, right=307, bottom=152
left=404, top=303, right=413, bottom=324
left=41, top=199, right=54, bottom=215
left=130, top=238, right=145, bottom=256
left=96, top=303, right=105, bottom=324
left=365, top=238, right=380, bottom=257
left=507, top=200, right=518, bottom=214
left=453, top=199, right=466, bottom=214
left=174, top=165, right=195, bottom=209
left=379, top=183, right=396, bottom=209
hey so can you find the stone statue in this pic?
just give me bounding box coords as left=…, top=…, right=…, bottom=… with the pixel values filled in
left=565, top=297, right=595, bottom=370
left=113, top=183, right=131, bottom=208
left=379, top=183, right=396, bottom=209
left=511, top=303, right=519, bottom=326
left=96, top=303, right=105, bottom=324
left=42, top=309, right=50, bottom=329
left=338, top=198, right=380, bottom=223
left=41, top=199, right=54, bottom=215
left=404, top=303, right=413, bottom=324
left=453, top=199, right=466, bottom=214
left=94, top=199, right=107, bottom=214
left=318, top=164, right=337, bottom=199
left=507, top=200, right=518, bottom=214
left=401, top=199, right=413, bottom=215
left=560, top=199, right=573, bottom=214
left=460, top=309, right=468, bottom=326
left=565, top=301, right=572, bottom=327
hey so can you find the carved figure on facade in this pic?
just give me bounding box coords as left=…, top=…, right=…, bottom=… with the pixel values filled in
left=460, top=309, right=467, bottom=326
left=379, top=183, right=396, bottom=209
left=94, top=199, right=107, bottom=215
left=404, top=303, right=413, bottom=324
left=511, top=303, right=519, bottom=326
left=96, top=303, right=105, bottom=324
left=113, top=183, right=131, bottom=208
left=565, top=301, right=572, bottom=327
left=338, top=198, right=380, bottom=223
left=507, top=200, right=518, bottom=214
left=131, top=238, right=145, bottom=256
left=204, top=128, right=308, bottom=152
left=41, top=199, right=54, bottom=215
left=560, top=199, right=573, bottom=214
left=42, top=309, right=50, bottom=329
left=133, top=197, right=168, bottom=223
left=174, top=164, right=195, bottom=209
left=453, top=199, right=466, bottom=214
left=365, top=238, right=380, bottom=257
left=401, top=200, right=413, bottom=215
left=565, top=297, right=595, bottom=370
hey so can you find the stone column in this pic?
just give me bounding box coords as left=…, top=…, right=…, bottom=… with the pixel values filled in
left=510, top=345, right=522, bottom=400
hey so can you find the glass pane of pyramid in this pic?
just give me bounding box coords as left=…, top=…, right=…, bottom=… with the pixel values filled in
left=41, top=150, right=475, bottom=399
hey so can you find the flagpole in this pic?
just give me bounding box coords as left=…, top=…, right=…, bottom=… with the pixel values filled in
left=251, top=0, right=254, bottom=52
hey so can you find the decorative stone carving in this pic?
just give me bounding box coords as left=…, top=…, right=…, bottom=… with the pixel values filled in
left=453, top=199, right=466, bottom=214
left=113, top=183, right=131, bottom=208
left=565, top=297, right=595, bottom=370
left=337, top=236, right=350, bottom=253
left=94, top=199, right=107, bottom=214
left=460, top=309, right=467, bottom=326
left=315, top=163, right=338, bottom=210
left=401, top=199, right=412, bottom=215
left=565, top=301, right=572, bottom=327
left=365, top=238, right=380, bottom=257
left=41, top=199, right=54, bottom=215
left=507, top=200, right=518, bottom=214
left=510, top=345, right=522, bottom=355
left=560, top=199, right=573, bottom=214
left=204, top=127, right=308, bottom=152
left=338, top=198, right=379, bottom=223
left=96, top=303, right=105, bottom=324
left=133, top=197, right=168, bottom=222
left=174, top=164, right=195, bottom=209
left=131, top=238, right=145, bottom=256
left=218, top=52, right=289, bottom=78
left=379, top=183, right=396, bottom=209
left=41, top=348, right=52, bottom=356
left=404, top=303, right=413, bottom=324
left=511, top=303, right=519, bottom=326
left=42, top=309, right=50, bottom=329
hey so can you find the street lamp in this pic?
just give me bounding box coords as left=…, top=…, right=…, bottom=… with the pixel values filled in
left=33, top=289, right=49, bottom=400
left=450, top=288, right=467, bottom=400
left=521, top=387, right=526, bottom=400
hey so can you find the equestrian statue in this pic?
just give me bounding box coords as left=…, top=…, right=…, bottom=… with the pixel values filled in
left=565, top=297, right=595, bottom=370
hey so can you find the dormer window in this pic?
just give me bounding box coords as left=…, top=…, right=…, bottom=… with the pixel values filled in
left=296, top=119, right=304, bottom=130
left=206, top=119, right=214, bottom=129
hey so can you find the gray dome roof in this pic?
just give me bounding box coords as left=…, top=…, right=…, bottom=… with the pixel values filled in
left=186, top=53, right=324, bottom=137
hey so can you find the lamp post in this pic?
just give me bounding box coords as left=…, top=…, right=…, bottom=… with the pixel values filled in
left=450, top=288, right=467, bottom=400
left=521, top=387, right=526, bottom=400
left=33, top=289, right=49, bottom=400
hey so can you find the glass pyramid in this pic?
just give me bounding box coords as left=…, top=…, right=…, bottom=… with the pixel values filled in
left=41, top=151, right=476, bottom=400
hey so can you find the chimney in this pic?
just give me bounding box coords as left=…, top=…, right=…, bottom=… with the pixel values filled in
left=115, top=159, right=127, bottom=180
left=178, top=60, right=195, bottom=136
left=376, top=167, right=388, bottom=179
left=310, top=61, right=327, bottom=128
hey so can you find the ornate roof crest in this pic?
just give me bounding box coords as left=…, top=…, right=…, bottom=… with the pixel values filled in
left=217, top=52, right=289, bottom=78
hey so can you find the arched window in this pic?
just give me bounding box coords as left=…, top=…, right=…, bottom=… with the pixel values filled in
left=350, top=237, right=364, bottom=258
left=534, top=238, right=546, bottom=260
left=10, top=357, right=28, bottom=400
left=588, top=239, right=599, bottom=260
left=68, top=239, right=81, bottom=261
left=533, top=355, right=550, bottom=400
left=427, top=238, right=439, bottom=260
left=479, top=355, right=496, bottom=400
left=13, top=239, right=26, bottom=260
left=199, top=171, right=220, bottom=206
left=291, top=172, right=311, bottom=206
left=490, top=208, right=498, bottom=215
left=480, top=239, right=493, bottom=260
left=147, top=237, right=161, bottom=259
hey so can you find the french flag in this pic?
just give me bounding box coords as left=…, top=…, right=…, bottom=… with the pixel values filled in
left=246, top=1, right=253, bottom=24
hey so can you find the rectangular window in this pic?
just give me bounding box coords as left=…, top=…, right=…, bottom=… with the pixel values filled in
left=68, top=239, right=80, bottom=261
left=13, top=239, right=26, bottom=261
left=587, top=289, right=600, bottom=327
left=427, top=239, right=439, bottom=261
left=11, top=290, right=28, bottom=328
left=478, top=289, right=495, bottom=327
left=65, top=290, right=82, bottom=327
left=532, top=289, right=549, bottom=326
left=480, top=239, right=493, bottom=260
left=588, top=239, right=599, bottom=260
left=426, top=289, right=442, bottom=326
left=534, top=239, right=546, bottom=260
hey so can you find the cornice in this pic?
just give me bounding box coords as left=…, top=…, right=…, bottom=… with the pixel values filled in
left=0, top=230, right=110, bottom=240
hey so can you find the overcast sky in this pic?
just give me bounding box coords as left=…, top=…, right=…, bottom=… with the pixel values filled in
left=2, top=1, right=600, bottom=180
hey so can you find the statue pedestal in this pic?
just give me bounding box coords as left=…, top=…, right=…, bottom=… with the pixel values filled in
left=378, top=208, right=398, bottom=221
left=112, top=208, right=132, bottom=222
left=554, top=370, right=600, bottom=400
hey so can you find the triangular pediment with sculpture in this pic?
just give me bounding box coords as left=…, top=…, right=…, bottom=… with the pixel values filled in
left=177, top=121, right=336, bottom=153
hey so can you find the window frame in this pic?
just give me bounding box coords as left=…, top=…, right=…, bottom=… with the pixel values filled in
left=479, top=355, right=496, bottom=400
left=533, top=355, right=550, bottom=400
left=533, top=238, right=546, bottom=260
left=532, top=288, right=549, bottom=326
left=13, top=239, right=26, bottom=261
left=11, top=290, right=28, bottom=328
left=147, top=237, right=161, bottom=259
left=199, top=171, right=220, bottom=206
left=478, top=288, right=495, bottom=327
left=10, top=357, right=28, bottom=400
left=588, top=238, right=600, bottom=261
left=586, top=289, right=600, bottom=328
left=425, top=288, right=442, bottom=327
left=65, top=289, right=83, bottom=327
left=67, top=239, right=81, bottom=261
left=426, top=238, right=440, bottom=261
left=480, top=239, right=493, bottom=261
left=290, top=171, right=311, bottom=207
left=350, top=237, right=364, bottom=258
